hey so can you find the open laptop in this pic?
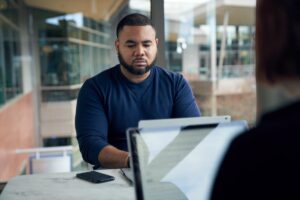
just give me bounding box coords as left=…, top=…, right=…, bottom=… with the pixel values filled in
left=121, top=116, right=231, bottom=182
left=127, top=120, right=248, bottom=200
left=138, top=116, right=231, bottom=128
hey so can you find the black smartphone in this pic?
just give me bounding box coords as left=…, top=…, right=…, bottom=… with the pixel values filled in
left=76, top=171, right=115, bottom=183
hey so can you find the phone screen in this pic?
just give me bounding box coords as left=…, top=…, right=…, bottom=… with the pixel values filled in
left=76, top=171, right=115, bottom=183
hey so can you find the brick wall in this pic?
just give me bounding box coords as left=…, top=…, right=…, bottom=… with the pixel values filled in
left=0, top=93, right=35, bottom=181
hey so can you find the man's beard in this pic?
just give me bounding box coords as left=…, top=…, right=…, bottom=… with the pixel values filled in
left=118, top=53, right=156, bottom=75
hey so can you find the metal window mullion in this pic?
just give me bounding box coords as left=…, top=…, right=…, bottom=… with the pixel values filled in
left=150, top=0, right=166, bottom=68
left=0, top=24, right=6, bottom=103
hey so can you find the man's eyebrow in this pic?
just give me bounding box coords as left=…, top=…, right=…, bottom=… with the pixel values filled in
left=124, top=40, right=153, bottom=44
left=142, top=40, right=153, bottom=44
left=125, top=40, right=136, bottom=44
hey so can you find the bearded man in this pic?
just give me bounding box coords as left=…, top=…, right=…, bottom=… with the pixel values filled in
left=75, top=13, right=200, bottom=169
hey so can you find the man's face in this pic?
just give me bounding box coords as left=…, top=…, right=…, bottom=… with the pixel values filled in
left=115, top=25, right=158, bottom=76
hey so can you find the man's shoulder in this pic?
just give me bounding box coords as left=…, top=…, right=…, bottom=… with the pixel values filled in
left=82, top=65, right=119, bottom=90
left=153, top=66, right=184, bottom=80
left=91, top=65, right=119, bottom=80
left=84, top=65, right=118, bottom=85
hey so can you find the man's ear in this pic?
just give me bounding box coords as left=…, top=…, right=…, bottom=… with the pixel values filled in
left=155, top=38, right=159, bottom=45
left=115, top=39, right=120, bottom=53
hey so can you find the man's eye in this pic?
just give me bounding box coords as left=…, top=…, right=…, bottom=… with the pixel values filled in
left=127, top=45, right=135, bottom=48
left=144, top=44, right=151, bottom=47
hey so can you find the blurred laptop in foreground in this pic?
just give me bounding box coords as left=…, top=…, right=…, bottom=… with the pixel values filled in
left=120, top=116, right=231, bottom=184
left=127, top=119, right=248, bottom=200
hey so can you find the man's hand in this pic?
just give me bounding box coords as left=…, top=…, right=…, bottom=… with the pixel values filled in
left=98, top=145, right=129, bottom=168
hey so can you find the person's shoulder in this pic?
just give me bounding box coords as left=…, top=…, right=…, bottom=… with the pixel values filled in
left=81, top=65, right=118, bottom=91
left=86, top=65, right=118, bottom=83
left=231, top=123, right=281, bottom=147
left=92, top=65, right=118, bottom=80
left=230, top=102, right=300, bottom=150
left=153, top=66, right=185, bottom=82
left=261, top=100, right=300, bottom=124
left=154, top=66, right=181, bottom=76
left=250, top=100, right=300, bottom=138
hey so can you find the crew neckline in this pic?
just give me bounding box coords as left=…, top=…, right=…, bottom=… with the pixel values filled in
left=117, top=64, right=155, bottom=87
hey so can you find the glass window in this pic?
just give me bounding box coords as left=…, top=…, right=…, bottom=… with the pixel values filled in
left=164, top=0, right=256, bottom=125
left=26, top=0, right=150, bottom=102
left=0, top=1, right=23, bottom=107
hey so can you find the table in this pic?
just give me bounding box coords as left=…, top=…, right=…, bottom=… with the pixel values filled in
left=0, top=169, right=134, bottom=200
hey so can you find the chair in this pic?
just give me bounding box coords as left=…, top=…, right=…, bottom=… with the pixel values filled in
left=16, top=146, right=73, bottom=174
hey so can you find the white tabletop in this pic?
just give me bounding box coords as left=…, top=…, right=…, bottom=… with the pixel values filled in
left=0, top=169, right=134, bottom=200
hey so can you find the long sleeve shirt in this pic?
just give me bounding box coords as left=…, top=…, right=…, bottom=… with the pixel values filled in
left=75, top=65, right=201, bottom=165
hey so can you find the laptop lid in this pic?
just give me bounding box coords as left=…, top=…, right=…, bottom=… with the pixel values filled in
left=127, top=120, right=247, bottom=200
left=138, top=116, right=231, bottom=128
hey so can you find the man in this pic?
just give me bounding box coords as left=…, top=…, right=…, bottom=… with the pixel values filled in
left=75, top=13, right=200, bottom=169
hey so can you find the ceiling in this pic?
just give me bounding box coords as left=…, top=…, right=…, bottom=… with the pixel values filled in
left=24, top=0, right=255, bottom=25
left=194, top=5, right=255, bottom=26
left=24, top=0, right=126, bottom=21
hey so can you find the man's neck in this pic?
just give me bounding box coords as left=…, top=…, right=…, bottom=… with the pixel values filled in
left=120, top=65, right=151, bottom=83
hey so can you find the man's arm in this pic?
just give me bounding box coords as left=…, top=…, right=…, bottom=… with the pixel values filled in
left=172, top=74, right=201, bottom=117
left=98, top=145, right=129, bottom=168
left=76, top=79, right=130, bottom=168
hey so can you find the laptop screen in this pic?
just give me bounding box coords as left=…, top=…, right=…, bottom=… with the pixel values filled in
left=127, top=121, right=247, bottom=200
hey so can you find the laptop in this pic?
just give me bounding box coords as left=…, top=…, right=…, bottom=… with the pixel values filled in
left=127, top=120, right=248, bottom=200
left=138, top=116, right=231, bottom=128
left=120, top=116, right=231, bottom=184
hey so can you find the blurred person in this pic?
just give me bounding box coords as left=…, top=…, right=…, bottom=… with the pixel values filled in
left=210, top=0, right=300, bottom=199
left=75, top=13, right=200, bottom=169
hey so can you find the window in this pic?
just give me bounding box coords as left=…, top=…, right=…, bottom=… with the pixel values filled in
left=0, top=1, right=23, bottom=107
left=164, top=0, right=256, bottom=125
left=26, top=0, right=150, bottom=102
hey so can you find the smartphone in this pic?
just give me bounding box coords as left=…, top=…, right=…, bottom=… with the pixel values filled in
left=76, top=171, right=115, bottom=183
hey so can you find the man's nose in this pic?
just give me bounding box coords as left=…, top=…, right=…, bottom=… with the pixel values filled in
left=134, top=45, right=145, bottom=56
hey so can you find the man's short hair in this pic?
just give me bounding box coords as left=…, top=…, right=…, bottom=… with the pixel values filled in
left=256, top=0, right=300, bottom=84
left=116, top=13, right=155, bottom=38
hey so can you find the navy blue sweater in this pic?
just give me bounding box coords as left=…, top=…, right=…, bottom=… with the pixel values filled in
left=75, top=65, right=201, bottom=165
